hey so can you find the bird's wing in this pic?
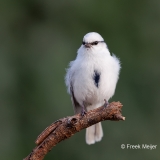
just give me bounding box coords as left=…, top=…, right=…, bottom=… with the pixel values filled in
left=70, top=83, right=82, bottom=114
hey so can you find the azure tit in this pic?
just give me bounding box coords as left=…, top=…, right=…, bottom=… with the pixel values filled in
left=65, top=32, right=121, bottom=145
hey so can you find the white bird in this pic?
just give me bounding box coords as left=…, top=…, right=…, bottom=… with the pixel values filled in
left=65, top=32, right=121, bottom=145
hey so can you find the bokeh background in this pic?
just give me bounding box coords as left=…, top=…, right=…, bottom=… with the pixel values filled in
left=1, top=0, right=160, bottom=159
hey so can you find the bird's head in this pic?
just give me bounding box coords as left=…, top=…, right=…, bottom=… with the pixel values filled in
left=81, top=32, right=106, bottom=51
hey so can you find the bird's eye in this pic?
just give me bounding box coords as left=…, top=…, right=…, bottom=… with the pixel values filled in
left=92, top=41, right=98, bottom=45
left=82, top=41, right=85, bottom=45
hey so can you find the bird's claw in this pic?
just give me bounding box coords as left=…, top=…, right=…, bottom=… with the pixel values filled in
left=81, top=110, right=86, bottom=116
left=81, top=104, right=86, bottom=116
left=104, top=99, right=109, bottom=108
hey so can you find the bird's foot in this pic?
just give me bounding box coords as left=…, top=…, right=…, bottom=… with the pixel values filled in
left=81, top=104, right=86, bottom=116
left=103, top=99, right=109, bottom=108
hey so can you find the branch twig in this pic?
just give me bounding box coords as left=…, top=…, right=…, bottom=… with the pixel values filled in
left=24, top=101, right=125, bottom=160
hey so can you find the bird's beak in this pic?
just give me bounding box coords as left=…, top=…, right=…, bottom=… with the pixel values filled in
left=85, top=43, right=91, bottom=48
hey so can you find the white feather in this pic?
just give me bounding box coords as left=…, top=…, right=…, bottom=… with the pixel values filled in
left=65, top=32, right=121, bottom=144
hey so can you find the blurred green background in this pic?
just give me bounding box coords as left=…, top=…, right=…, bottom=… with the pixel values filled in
left=1, top=0, right=160, bottom=159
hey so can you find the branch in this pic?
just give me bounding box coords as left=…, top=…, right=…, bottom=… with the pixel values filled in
left=24, top=101, right=125, bottom=160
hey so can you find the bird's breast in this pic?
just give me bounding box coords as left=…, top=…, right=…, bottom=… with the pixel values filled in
left=72, top=65, right=104, bottom=105
left=72, top=54, right=118, bottom=105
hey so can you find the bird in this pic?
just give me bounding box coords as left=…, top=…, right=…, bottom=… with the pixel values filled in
left=65, top=32, right=121, bottom=145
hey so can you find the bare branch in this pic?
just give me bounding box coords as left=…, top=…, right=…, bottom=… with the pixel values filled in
left=24, top=101, right=125, bottom=160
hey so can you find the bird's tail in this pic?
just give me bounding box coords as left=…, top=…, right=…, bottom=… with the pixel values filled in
left=86, top=122, right=103, bottom=145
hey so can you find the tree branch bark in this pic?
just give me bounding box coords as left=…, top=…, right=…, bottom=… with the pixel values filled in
left=24, top=101, right=125, bottom=160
